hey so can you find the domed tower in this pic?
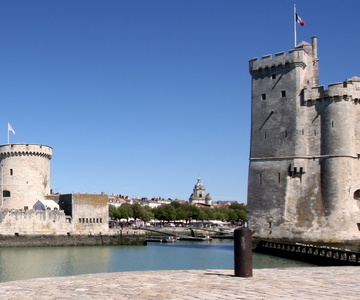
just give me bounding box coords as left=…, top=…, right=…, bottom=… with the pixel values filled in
left=189, top=178, right=212, bottom=206
left=0, top=143, right=52, bottom=210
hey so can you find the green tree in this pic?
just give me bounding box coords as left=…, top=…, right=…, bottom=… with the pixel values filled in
left=229, top=203, right=247, bottom=211
left=132, top=203, right=146, bottom=220
left=202, top=207, right=215, bottom=220
left=212, top=207, right=227, bottom=221
left=109, top=204, right=119, bottom=220
left=175, top=205, right=188, bottom=221
left=181, top=203, right=199, bottom=223
left=118, top=203, right=133, bottom=221
left=143, top=206, right=154, bottom=220
left=154, top=204, right=176, bottom=223
left=224, top=209, right=238, bottom=222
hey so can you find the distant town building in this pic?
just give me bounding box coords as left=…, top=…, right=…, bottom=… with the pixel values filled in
left=33, top=199, right=59, bottom=211
left=189, top=178, right=212, bottom=206
left=213, top=200, right=238, bottom=208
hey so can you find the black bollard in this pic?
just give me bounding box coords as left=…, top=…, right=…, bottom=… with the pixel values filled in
left=234, top=227, right=252, bottom=277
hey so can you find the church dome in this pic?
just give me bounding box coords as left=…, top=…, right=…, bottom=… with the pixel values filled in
left=195, top=177, right=204, bottom=189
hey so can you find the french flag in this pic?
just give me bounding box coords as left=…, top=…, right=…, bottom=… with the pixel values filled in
left=296, top=13, right=305, bottom=26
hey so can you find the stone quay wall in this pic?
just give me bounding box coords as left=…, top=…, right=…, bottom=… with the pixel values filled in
left=0, top=209, right=70, bottom=235
left=0, top=229, right=146, bottom=247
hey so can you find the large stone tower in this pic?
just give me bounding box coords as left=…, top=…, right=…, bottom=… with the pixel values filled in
left=247, top=37, right=360, bottom=243
left=0, top=143, right=52, bottom=210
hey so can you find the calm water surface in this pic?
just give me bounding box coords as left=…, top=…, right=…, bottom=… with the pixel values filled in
left=0, top=240, right=315, bottom=282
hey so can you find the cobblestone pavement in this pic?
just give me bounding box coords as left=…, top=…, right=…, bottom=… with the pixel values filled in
left=0, top=267, right=359, bottom=299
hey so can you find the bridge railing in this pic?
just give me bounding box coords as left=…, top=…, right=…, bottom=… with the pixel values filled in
left=256, top=240, right=360, bottom=266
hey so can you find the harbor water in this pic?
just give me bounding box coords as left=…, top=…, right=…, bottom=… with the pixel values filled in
left=0, top=240, right=314, bottom=283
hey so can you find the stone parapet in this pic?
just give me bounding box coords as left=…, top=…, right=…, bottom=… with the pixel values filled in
left=0, top=144, right=52, bottom=159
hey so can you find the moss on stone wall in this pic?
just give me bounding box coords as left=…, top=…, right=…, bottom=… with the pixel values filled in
left=0, top=234, right=147, bottom=247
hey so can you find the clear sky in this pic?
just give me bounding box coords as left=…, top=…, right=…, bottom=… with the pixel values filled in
left=1, top=1, right=359, bottom=203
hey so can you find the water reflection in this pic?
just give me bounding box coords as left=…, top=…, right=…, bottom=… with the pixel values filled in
left=0, top=240, right=315, bottom=282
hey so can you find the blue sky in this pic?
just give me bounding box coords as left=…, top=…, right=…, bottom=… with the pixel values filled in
left=1, top=1, right=359, bottom=203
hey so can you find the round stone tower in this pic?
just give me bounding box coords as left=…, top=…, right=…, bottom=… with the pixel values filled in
left=0, top=143, right=52, bottom=210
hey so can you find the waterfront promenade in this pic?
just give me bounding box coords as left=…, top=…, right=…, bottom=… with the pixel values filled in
left=0, top=267, right=358, bottom=299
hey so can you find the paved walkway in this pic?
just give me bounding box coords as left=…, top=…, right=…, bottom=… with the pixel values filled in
left=0, top=267, right=359, bottom=299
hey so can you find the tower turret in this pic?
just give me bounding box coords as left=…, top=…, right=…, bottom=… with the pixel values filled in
left=0, top=143, right=52, bottom=210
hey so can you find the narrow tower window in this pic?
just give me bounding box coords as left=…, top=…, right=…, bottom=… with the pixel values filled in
left=353, top=190, right=360, bottom=200
left=281, top=90, right=286, bottom=97
left=261, top=93, right=266, bottom=100
left=271, top=74, right=276, bottom=79
left=284, top=130, right=287, bottom=138
left=278, top=173, right=281, bottom=184
left=10, top=169, right=13, bottom=176
left=331, top=121, right=334, bottom=128
left=259, top=173, right=263, bottom=184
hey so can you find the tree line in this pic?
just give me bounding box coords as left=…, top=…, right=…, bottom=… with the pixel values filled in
left=109, top=201, right=247, bottom=224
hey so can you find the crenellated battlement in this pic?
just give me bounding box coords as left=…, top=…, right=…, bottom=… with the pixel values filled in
left=0, top=144, right=52, bottom=159
left=249, top=41, right=315, bottom=75
left=303, top=76, right=360, bottom=104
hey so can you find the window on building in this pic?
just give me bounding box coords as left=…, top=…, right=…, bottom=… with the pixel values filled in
left=272, top=74, right=276, bottom=79
left=281, top=90, right=286, bottom=97
left=3, top=191, right=10, bottom=197
left=353, top=190, right=360, bottom=200
left=10, top=169, right=13, bottom=176
left=79, top=218, right=82, bottom=223
left=261, top=93, right=266, bottom=100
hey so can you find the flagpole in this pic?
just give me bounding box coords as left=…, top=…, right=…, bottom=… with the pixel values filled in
left=294, top=4, right=297, bottom=48
left=7, top=127, right=9, bottom=144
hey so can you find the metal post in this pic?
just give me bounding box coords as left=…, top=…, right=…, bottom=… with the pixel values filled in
left=234, top=227, right=252, bottom=277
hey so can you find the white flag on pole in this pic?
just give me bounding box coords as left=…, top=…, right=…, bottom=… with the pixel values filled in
left=8, top=123, right=15, bottom=134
